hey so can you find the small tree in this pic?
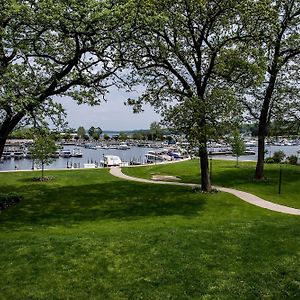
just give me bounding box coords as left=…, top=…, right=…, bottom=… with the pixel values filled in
left=228, top=130, right=246, bottom=167
left=30, top=132, right=57, bottom=180
left=88, top=126, right=95, bottom=138
left=119, top=132, right=128, bottom=141
left=77, top=126, right=86, bottom=139
left=132, top=131, right=145, bottom=140
left=150, top=122, right=162, bottom=141
left=95, top=127, right=103, bottom=136
left=272, top=151, right=285, bottom=164
left=63, top=132, right=72, bottom=141
left=103, top=134, right=110, bottom=141
left=92, top=132, right=100, bottom=141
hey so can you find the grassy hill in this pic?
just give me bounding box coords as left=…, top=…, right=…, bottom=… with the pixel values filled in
left=0, top=168, right=299, bottom=299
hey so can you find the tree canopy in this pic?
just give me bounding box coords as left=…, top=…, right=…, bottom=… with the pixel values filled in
left=122, top=0, right=261, bottom=191
left=240, top=0, right=300, bottom=179
left=0, top=0, right=124, bottom=157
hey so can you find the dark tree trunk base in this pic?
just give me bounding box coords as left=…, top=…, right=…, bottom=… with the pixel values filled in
left=199, top=149, right=211, bottom=192
left=255, top=134, right=266, bottom=180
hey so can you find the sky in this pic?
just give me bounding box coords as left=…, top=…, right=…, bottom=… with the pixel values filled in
left=58, top=87, right=161, bottom=131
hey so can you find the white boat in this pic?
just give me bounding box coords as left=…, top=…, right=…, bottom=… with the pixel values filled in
left=245, top=140, right=257, bottom=147
left=117, top=142, right=130, bottom=150
left=168, top=151, right=182, bottom=159
left=72, top=148, right=83, bottom=157
left=145, top=153, right=166, bottom=163
left=60, top=149, right=72, bottom=158
left=25, top=150, right=33, bottom=159
left=108, top=145, right=118, bottom=150
left=2, top=151, right=12, bottom=159
left=50, top=151, right=60, bottom=158
left=13, top=151, right=25, bottom=159
left=102, top=155, right=122, bottom=167
left=245, top=147, right=256, bottom=155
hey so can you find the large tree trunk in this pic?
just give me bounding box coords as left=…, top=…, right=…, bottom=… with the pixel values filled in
left=199, top=146, right=211, bottom=192
left=0, top=113, right=24, bottom=159
left=255, top=74, right=277, bottom=180
left=254, top=27, right=283, bottom=179
left=42, top=162, right=44, bottom=179
left=255, top=126, right=266, bottom=179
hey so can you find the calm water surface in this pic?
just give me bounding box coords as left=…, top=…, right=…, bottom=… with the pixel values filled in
left=0, top=145, right=299, bottom=171
left=0, top=146, right=156, bottom=171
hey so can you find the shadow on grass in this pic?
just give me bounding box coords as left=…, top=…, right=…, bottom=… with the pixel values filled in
left=0, top=180, right=206, bottom=228
left=211, top=164, right=300, bottom=188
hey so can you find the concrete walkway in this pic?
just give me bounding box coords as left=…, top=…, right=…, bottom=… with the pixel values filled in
left=110, top=167, right=300, bottom=216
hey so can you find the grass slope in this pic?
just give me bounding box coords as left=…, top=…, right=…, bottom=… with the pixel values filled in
left=0, top=169, right=300, bottom=299
left=123, top=159, right=300, bottom=209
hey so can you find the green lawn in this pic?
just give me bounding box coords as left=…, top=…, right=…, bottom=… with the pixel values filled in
left=0, top=169, right=300, bottom=299
left=123, top=159, right=300, bottom=209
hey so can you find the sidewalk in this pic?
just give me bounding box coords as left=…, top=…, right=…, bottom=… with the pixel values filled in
left=110, top=167, right=300, bottom=216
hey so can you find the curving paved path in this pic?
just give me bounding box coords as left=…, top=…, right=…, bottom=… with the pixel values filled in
left=110, top=167, right=300, bottom=216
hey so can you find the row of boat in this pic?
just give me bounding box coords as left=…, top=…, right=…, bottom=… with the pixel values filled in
left=144, top=149, right=189, bottom=164
left=84, top=142, right=130, bottom=150
left=1, top=148, right=83, bottom=160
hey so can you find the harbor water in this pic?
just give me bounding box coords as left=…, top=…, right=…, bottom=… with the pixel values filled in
left=0, top=146, right=157, bottom=171
left=0, top=144, right=299, bottom=171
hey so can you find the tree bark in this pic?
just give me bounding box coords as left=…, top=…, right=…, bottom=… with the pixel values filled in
left=0, top=113, right=24, bottom=159
left=255, top=73, right=277, bottom=179
left=199, top=146, right=211, bottom=192
left=255, top=123, right=267, bottom=179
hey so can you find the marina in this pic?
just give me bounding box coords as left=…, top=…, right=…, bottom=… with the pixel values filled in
left=0, top=139, right=299, bottom=171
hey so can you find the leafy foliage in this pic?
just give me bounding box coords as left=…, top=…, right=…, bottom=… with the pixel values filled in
left=122, top=0, right=261, bottom=190
left=30, top=130, right=57, bottom=178
left=239, top=0, right=300, bottom=179
left=77, top=126, right=86, bottom=139
left=0, top=0, right=125, bottom=157
left=149, top=121, right=162, bottom=140
left=287, top=155, right=298, bottom=165
left=227, top=130, right=246, bottom=167
left=118, top=132, right=128, bottom=141
left=272, top=150, right=286, bottom=163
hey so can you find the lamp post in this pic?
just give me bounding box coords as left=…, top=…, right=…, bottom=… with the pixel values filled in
left=209, top=152, right=212, bottom=184
left=278, top=165, right=282, bottom=194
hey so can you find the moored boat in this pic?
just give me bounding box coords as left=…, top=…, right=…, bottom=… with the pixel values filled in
left=60, top=149, right=72, bottom=158
left=117, top=142, right=130, bottom=150
left=50, top=151, right=60, bottom=158
left=13, top=151, right=25, bottom=159
left=72, top=148, right=83, bottom=157
left=102, top=155, right=122, bottom=167
left=2, top=151, right=13, bottom=159
left=145, top=152, right=166, bottom=163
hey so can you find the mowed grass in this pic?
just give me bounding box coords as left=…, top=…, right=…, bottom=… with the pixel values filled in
left=123, top=159, right=300, bottom=209
left=0, top=169, right=300, bottom=299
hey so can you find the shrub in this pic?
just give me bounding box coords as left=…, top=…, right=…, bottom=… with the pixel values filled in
left=0, top=193, right=23, bottom=212
left=272, top=150, right=286, bottom=163
left=264, top=157, right=275, bottom=164
left=287, top=155, right=298, bottom=165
